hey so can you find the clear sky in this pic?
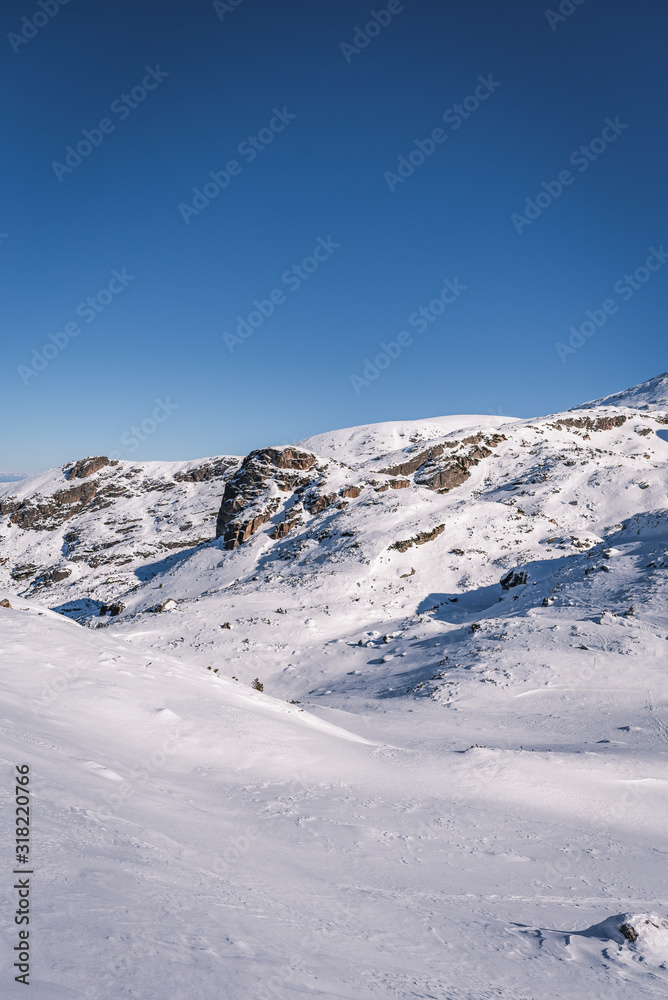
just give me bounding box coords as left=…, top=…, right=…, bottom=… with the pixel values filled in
left=2, top=0, right=666, bottom=472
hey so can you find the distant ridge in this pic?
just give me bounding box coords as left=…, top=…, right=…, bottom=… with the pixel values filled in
left=575, top=370, right=668, bottom=411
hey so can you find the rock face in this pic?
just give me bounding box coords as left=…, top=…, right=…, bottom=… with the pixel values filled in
left=0, top=454, right=239, bottom=597
left=1, top=480, right=101, bottom=531
left=66, top=456, right=112, bottom=480
left=100, top=602, right=125, bottom=617
left=415, top=434, right=506, bottom=492
left=173, top=459, right=237, bottom=483
left=547, top=415, right=627, bottom=433
left=389, top=524, right=446, bottom=553
left=420, top=461, right=473, bottom=491
left=380, top=444, right=447, bottom=478
left=215, top=448, right=318, bottom=550
left=11, top=564, right=39, bottom=582
left=50, top=568, right=72, bottom=583
left=54, top=482, right=99, bottom=507
left=263, top=448, right=317, bottom=471
left=381, top=433, right=506, bottom=493
left=269, top=520, right=294, bottom=540
left=501, top=570, right=528, bottom=590
left=304, top=493, right=336, bottom=515
left=37, top=567, right=73, bottom=588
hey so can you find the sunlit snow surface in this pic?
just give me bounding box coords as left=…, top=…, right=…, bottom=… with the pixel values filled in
left=2, top=382, right=668, bottom=998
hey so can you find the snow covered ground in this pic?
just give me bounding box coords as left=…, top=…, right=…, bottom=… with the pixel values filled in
left=2, top=373, right=668, bottom=998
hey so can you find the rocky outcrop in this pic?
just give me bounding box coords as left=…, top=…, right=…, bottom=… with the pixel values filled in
left=2, top=455, right=236, bottom=538
left=500, top=570, right=528, bottom=590
left=380, top=434, right=505, bottom=493
left=224, top=511, right=275, bottom=549
left=302, top=491, right=335, bottom=515
left=173, top=458, right=238, bottom=482
left=389, top=524, right=445, bottom=553
left=11, top=563, right=39, bottom=582
left=100, top=601, right=125, bottom=616
left=66, top=456, right=112, bottom=480
left=414, top=435, right=506, bottom=493
left=213, top=433, right=507, bottom=552
left=269, top=501, right=304, bottom=541
left=548, top=415, right=627, bottom=432
left=269, top=520, right=294, bottom=540
left=259, top=448, right=316, bottom=471
left=39, top=567, right=72, bottom=587
left=1, top=480, right=99, bottom=531
left=380, top=444, right=446, bottom=478
left=54, top=481, right=99, bottom=507
left=0, top=459, right=231, bottom=602
left=215, top=448, right=317, bottom=549
left=419, top=460, right=474, bottom=491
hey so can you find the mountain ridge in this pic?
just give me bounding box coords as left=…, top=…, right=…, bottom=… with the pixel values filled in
left=2, top=372, right=668, bottom=997
left=2, top=374, right=667, bottom=643
left=574, top=369, right=668, bottom=411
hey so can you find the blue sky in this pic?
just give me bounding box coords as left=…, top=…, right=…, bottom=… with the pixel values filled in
left=2, top=0, right=666, bottom=472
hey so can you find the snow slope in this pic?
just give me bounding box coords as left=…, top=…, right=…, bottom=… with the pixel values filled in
left=2, top=374, right=668, bottom=998
left=576, top=370, right=668, bottom=410
left=296, top=413, right=518, bottom=465
left=2, top=594, right=667, bottom=1000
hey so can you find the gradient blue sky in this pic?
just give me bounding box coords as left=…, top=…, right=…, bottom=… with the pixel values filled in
left=2, top=0, right=666, bottom=472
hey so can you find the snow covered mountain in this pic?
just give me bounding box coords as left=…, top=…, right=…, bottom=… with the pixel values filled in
left=2, top=373, right=668, bottom=998
left=575, top=370, right=668, bottom=411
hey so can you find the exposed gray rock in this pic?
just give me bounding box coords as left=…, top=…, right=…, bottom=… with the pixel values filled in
left=389, top=524, right=445, bottom=553
left=500, top=570, right=528, bottom=590
left=173, top=458, right=238, bottom=482
left=215, top=448, right=317, bottom=549
left=100, top=602, right=125, bottom=617
left=66, top=456, right=111, bottom=480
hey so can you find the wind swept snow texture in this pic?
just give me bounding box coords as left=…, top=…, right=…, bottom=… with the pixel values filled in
left=2, top=374, right=668, bottom=998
